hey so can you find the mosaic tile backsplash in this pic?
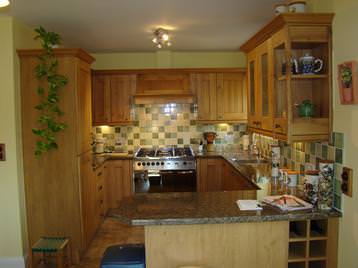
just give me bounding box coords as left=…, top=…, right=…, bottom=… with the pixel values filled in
left=254, top=132, right=345, bottom=210
left=94, top=103, right=247, bottom=152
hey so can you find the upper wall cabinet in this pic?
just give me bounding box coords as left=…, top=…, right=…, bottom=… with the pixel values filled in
left=192, top=70, right=247, bottom=123
left=92, top=74, right=136, bottom=126
left=241, top=13, right=334, bottom=143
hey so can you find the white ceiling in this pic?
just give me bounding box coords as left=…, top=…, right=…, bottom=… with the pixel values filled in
left=6, top=0, right=278, bottom=52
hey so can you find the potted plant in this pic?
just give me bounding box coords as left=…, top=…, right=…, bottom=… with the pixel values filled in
left=341, top=65, right=353, bottom=102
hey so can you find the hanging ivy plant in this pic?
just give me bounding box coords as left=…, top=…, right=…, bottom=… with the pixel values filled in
left=32, top=27, right=68, bottom=157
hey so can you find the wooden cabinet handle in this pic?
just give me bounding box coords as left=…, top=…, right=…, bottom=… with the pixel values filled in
left=97, top=172, right=103, bottom=177
left=100, top=200, right=104, bottom=204
left=275, top=124, right=281, bottom=129
left=98, top=185, right=103, bottom=191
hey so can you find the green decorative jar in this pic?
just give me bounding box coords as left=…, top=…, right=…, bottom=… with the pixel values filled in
left=298, top=100, right=315, bottom=118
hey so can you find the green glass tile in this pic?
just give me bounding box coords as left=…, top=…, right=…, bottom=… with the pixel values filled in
left=184, top=126, right=190, bottom=132
left=121, top=133, right=127, bottom=138
left=152, top=133, right=159, bottom=139
left=159, top=126, right=165, bottom=132
left=171, top=114, right=177, bottom=120
left=334, top=194, right=342, bottom=210
left=127, top=127, right=132, bottom=132
left=196, top=125, right=203, bottom=132
left=159, top=139, right=165, bottom=145
left=115, top=127, right=121, bottom=133
left=164, top=121, right=171, bottom=126
left=165, top=133, right=171, bottom=139
left=178, top=138, right=184, bottom=145
left=190, top=138, right=198, bottom=144
left=334, top=132, right=344, bottom=149
left=300, top=164, right=305, bottom=174
left=335, top=148, right=343, bottom=164
left=128, top=140, right=133, bottom=145
left=152, top=114, right=159, bottom=120
left=96, top=127, right=102, bottom=134
left=170, top=133, right=177, bottom=138
left=145, top=108, right=151, bottom=114
left=134, top=133, right=140, bottom=139
left=305, top=154, right=310, bottom=162
left=310, top=143, right=316, bottom=155
left=190, top=120, right=196, bottom=126
left=334, top=179, right=342, bottom=195
left=322, top=144, right=328, bottom=159
left=133, top=121, right=139, bottom=126
left=177, top=126, right=184, bottom=132
left=295, top=150, right=300, bottom=161
left=328, top=146, right=335, bottom=161
left=287, top=147, right=292, bottom=159
left=183, top=113, right=189, bottom=120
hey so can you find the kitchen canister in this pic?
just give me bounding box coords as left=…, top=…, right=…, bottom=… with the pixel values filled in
left=288, top=0, right=307, bottom=13
left=304, top=170, right=320, bottom=206
left=274, top=2, right=288, bottom=15
left=271, top=145, right=281, bottom=178
left=318, top=160, right=334, bottom=210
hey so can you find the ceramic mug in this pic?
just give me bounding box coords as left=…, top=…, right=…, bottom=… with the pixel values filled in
left=300, top=54, right=324, bottom=74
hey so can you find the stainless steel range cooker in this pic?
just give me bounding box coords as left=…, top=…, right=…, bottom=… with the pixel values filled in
left=133, top=147, right=196, bottom=193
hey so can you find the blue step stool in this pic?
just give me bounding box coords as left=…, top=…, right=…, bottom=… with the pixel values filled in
left=100, top=244, right=146, bottom=268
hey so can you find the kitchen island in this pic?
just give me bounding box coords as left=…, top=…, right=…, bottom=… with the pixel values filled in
left=112, top=190, right=341, bottom=268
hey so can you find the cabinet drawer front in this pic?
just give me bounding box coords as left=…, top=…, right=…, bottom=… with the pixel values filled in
left=289, top=26, right=329, bottom=42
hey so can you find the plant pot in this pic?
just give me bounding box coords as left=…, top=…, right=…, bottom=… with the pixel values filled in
left=343, top=87, right=353, bottom=103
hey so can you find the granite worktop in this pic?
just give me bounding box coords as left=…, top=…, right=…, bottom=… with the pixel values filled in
left=111, top=191, right=341, bottom=226
left=92, top=152, right=134, bottom=169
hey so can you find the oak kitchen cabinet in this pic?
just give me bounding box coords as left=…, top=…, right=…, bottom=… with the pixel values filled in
left=241, top=13, right=334, bottom=143
left=92, top=74, right=136, bottom=125
left=192, top=71, right=247, bottom=123
left=18, top=49, right=95, bottom=263
left=105, top=159, right=133, bottom=210
left=196, top=157, right=258, bottom=193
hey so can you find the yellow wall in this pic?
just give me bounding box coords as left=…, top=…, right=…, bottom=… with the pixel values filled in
left=92, top=51, right=246, bottom=69
left=0, top=16, right=39, bottom=261
left=308, top=0, right=358, bottom=267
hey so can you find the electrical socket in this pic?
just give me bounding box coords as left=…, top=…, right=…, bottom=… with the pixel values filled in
left=0, top=144, right=5, bottom=161
left=341, top=167, right=353, bottom=197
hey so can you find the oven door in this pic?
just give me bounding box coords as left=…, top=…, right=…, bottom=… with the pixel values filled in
left=134, top=170, right=196, bottom=194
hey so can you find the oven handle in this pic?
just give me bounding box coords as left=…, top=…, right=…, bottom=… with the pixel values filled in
left=159, top=170, right=196, bottom=175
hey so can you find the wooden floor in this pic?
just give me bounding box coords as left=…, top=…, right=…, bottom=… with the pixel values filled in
left=72, top=218, right=144, bottom=268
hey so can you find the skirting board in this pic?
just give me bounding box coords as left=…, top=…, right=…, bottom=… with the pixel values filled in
left=0, top=257, right=26, bottom=268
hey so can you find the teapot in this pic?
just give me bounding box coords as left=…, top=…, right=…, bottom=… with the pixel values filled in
left=299, top=54, right=323, bottom=74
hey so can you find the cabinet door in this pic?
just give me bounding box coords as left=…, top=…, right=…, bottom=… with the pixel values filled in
left=247, top=50, right=259, bottom=128
left=92, top=75, right=110, bottom=125
left=216, top=73, right=247, bottom=121
left=197, top=158, right=222, bottom=192
left=106, top=160, right=133, bottom=209
left=257, top=40, right=274, bottom=132
left=110, top=75, right=135, bottom=123
left=271, top=29, right=288, bottom=135
left=79, top=152, right=96, bottom=248
left=77, top=62, right=92, bottom=154
left=194, top=74, right=217, bottom=121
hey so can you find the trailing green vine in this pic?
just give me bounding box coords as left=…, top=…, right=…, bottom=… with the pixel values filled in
left=32, top=27, right=68, bottom=157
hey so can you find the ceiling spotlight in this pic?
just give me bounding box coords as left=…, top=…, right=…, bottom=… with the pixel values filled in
left=0, top=0, right=10, bottom=8
left=152, top=28, right=171, bottom=49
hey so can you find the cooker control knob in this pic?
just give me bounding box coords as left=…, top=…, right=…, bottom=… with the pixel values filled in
left=138, top=162, right=141, bottom=166
left=161, top=162, right=164, bottom=165
left=142, top=162, right=146, bottom=166
left=183, top=162, right=187, bottom=165
left=147, top=162, right=150, bottom=166
left=175, top=162, right=179, bottom=165
left=156, top=162, right=160, bottom=166
left=151, top=162, right=155, bottom=166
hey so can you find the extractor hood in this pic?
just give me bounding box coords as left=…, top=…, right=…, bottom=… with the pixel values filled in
left=133, top=73, right=194, bottom=104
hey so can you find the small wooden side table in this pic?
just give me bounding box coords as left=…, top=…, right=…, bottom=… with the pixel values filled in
left=31, top=237, right=71, bottom=268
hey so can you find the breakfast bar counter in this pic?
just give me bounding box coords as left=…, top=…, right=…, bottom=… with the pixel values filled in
left=111, top=191, right=341, bottom=268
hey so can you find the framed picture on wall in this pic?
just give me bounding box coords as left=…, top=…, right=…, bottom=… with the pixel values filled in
left=338, top=61, right=358, bottom=104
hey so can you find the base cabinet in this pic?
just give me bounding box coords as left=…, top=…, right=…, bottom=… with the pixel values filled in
left=105, top=160, right=133, bottom=210
left=196, top=158, right=258, bottom=193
